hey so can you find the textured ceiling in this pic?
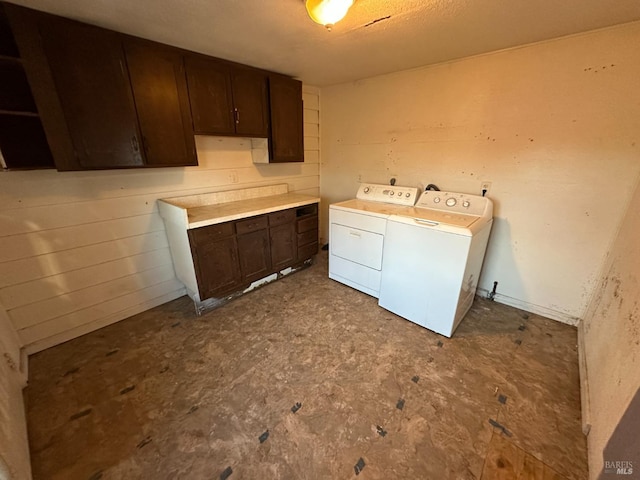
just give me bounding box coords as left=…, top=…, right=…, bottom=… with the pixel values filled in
left=8, top=0, right=640, bottom=85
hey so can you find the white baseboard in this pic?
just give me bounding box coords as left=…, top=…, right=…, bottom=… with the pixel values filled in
left=24, top=288, right=185, bottom=355
left=476, top=288, right=581, bottom=326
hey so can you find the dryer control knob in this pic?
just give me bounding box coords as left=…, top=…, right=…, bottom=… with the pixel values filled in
left=390, top=191, right=394, bottom=195
left=363, top=187, right=370, bottom=193
left=405, top=192, right=411, bottom=198
left=446, top=198, right=457, bottom=207
left=463, top=200, right=470, bottom=208
left=433, top=197, right=441, bottom=203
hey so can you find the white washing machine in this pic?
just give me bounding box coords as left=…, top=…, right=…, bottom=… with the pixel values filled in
left=378, top=190, right=493, bottom=337
left=329, top=183, right=419, bottom=297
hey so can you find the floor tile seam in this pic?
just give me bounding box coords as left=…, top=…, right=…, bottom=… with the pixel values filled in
left=478, top=430, right=495, bottom=480
left=483, top=424, right=574, bottom=480
left=476, top=402, right=506, bottom=480
left=494, top=405, right=583, bottom=480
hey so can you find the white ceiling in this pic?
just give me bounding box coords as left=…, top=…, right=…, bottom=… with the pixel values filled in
left=9, top=0, right=640, bottom=86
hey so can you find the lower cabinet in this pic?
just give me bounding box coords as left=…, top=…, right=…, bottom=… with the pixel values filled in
left=269, top=208, right=296, bottom=270
left=188, top=223, right=241, bottom=299
left=187, top=203, right=318, bottom=302
left=237, top=229, right=271, bottom=283
left=296, top=203, right=319, bottom=259
left=270, top=222, right=296, bottom=270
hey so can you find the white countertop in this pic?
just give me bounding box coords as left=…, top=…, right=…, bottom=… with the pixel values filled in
left=159, top=184, right=319, bottom=229
left=184, top=192, right=320, bottom=229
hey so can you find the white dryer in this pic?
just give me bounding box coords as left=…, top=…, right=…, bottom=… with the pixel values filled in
left=378, top=190, right=493, bottom=337
left=329, top=183, right=419, bottom=297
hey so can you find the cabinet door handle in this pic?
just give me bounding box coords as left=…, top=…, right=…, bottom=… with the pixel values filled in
left=131, top=136, right=139, bottom=153
left=234, top=108, right=240, bottom=125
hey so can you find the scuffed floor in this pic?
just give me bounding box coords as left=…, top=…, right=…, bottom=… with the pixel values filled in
left=25, top=253, right=588, bottom=479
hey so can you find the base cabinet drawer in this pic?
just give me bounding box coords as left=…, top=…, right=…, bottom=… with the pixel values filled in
left=297, top=229, right=318, bottom=247
left=189, top=221, right=234, bottom=246
left=297, top=215, right=318, bottom=234
left=298, top=241, right=318, bottom=260
left=269, top=208, right=295, bottom=227
left=236, top=215, right=268, bottom=234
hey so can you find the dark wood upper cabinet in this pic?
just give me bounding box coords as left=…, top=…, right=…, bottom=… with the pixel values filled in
left=231, top=68, right=269, bottom=137
left=185, top=56, right=268, bottom=137
left=185, top=56, right=235, bottom=135
left=268, top=75, right=304, bottom=163
left=125, top=40, right=197, bottom=167
left=2, top=1, right=304, bottom=171
left=38, top=15, right=144, bottom=169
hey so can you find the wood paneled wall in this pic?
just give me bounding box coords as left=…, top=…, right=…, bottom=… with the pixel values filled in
left=0, top=85, right=320, bottom=354
left=0, top=302, right=31, bottom=479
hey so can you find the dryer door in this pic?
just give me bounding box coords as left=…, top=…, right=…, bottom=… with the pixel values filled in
left=330, top=223, right=384, bottom=270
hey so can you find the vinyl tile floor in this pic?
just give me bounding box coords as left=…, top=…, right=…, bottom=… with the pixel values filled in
left=25, top=253, right=588, bottom=479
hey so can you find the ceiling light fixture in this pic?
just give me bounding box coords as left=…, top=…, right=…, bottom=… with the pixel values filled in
left=305, top=0, right=354, bottom=31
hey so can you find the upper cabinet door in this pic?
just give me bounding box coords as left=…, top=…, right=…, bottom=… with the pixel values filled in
left=184, top=56, right=268, bottom=137
left=185, top=56, right=235, bottom=135
left=38, top=16, right=144, bottom=169
left=268, top=75, right=303, bottom=163
left=125, top=40, right=197, bottom=167
left=232, top=69, right=269, bottom=137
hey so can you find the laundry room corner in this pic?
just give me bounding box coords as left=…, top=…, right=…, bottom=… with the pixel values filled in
left=319, top=20, right=640, bottom=325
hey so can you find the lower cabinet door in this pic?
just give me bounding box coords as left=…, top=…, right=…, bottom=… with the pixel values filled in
left=270, top=222, right=296, bottom=270
left=237, top=229, right=271, bottom=283
left=193, top=236, right=241, bottom=299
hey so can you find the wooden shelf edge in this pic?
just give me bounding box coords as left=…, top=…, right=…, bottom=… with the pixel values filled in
left=0, top=54, right=22, bottom=63
left=0, top=109, right=39, bottom=117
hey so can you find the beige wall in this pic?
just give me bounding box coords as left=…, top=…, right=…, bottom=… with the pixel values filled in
left=581, top=172, right=640, bottom=478
left=0, top=302, right=31, bottom=480
left=319, top=22, right=640, bottom=324
left=0, top=86, right=319, bottom=354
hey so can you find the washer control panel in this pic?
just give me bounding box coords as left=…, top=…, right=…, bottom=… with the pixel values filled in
left=417, top=190, right=491, bottom=216
left=356, top=183, right=420, bottom=206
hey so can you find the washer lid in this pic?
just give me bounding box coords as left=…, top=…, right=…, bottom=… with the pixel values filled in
left=407, top=207, right=482, bottom=228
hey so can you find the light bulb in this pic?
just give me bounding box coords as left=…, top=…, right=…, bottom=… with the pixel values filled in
left=306, top=0, right=354, bottom=28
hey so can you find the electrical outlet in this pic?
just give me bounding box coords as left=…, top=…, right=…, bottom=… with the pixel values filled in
left=481, top=181, right=492, bottom=196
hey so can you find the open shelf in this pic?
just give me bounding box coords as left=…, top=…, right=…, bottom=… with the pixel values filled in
left=0, top=3, right=55, bottom=169
left=0, top=59, right=38, bottom=112
left=0, top=3, right=20, bottom=57
left=0, top=114, right=54, bottom=169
